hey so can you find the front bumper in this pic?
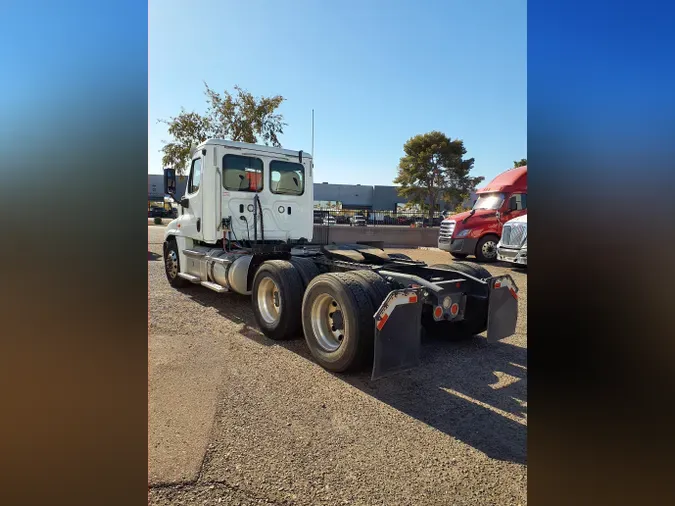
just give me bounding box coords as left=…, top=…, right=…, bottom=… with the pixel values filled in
left=497, top=245, right=527, bottom=265
left=438, top=237, right=477, bottom=255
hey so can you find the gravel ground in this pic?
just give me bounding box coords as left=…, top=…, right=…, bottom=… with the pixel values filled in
left=148, top=226, right=527, bottom=506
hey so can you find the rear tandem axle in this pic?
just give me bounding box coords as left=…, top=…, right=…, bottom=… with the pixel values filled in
left=163, top=240, right=518, bottom=379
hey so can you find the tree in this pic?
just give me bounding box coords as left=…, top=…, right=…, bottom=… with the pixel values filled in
left=394, top=131, right=484, bottom=223
left=513, top=158, right=527, bottom=167
left=159, top=110, right=211, bottom=175
left=159, top=83, right=286, bottom=174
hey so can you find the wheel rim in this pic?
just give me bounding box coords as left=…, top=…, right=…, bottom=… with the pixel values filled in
left=165, top=250, right=179, bottom=279
left=258, top=277, right=281, bottom=325
left=482, top=240, right=497, bottom=259
left=310, top=293, right=345, bottom=352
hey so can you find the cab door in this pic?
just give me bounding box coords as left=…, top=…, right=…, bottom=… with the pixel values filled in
left=268, top=159, right=308, bottom=234
left=179, top=156, right=204, bottom=241
left=221, top=153, right=264, bottom=241
left=503, top=192, right=527, bottom=225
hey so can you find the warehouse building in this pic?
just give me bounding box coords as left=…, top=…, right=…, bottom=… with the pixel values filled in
left=148, top=175, right=475, bottom=211
left=148, top=174, right=187, bottom=202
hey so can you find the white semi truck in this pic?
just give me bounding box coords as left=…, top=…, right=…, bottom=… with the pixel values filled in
left=162, top=139, right=519, bottom=379
left=497, top=214, right=527, bottom=266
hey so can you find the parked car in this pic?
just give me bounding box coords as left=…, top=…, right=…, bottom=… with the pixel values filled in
left=322, top=216, right=337, bottom=226
left=350, top=214, right=366, bottom=226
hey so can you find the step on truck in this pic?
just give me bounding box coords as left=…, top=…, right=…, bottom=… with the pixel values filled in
left=162, top=139, right=519, bottom=379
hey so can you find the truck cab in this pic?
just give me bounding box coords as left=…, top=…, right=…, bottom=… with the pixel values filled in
left=497, top=214, right=527, bottom=266
left=438, top=166, right=527, bottom=262
left=165, top=139, right=313, bottom=255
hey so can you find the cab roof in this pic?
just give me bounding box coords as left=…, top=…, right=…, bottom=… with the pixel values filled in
left=197, top=138, right=312, bottom=160
left=476, top=166, right=527, bottom=194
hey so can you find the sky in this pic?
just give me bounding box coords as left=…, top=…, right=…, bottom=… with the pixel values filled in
left=149, top=0, right=526, bottom=185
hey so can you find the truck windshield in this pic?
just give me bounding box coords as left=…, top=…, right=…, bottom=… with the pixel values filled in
left=473, top=193, right=505, bottom=210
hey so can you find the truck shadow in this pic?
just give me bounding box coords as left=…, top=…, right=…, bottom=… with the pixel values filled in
left=179, top=286, right=527, bottom=465
left=148, top=251, right=162, bottom=261
left=344, top=336, right=527, bottom=465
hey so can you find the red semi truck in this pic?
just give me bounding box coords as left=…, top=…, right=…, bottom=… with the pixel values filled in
left=438, top=166, right=527, bottom=262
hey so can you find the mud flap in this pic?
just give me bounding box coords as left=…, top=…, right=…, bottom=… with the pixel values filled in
left=371, top=289, right=422, bottom=380
left=486, top=275, right=519, bottom=343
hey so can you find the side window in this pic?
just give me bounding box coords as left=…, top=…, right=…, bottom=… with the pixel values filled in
left=223, top=154, right=263, bottom=192
left=270, top=160, right=304, bottom=195
left=511, top=193, right=527, bottom=210
left=188, top=158, right=202, bottom=194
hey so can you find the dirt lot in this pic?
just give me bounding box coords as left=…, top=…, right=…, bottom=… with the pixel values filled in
left=148, top=225, right=527, bottom=506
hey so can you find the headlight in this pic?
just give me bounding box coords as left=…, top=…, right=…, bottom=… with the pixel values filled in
left=455, top=229, right=470, bottom=238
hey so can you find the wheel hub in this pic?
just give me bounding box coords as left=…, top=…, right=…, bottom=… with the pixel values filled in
left=482, top=241, right=497, bottom=258
left=258, top=277, right=281, bottom=325
left=330, top=309, right=344, bottom=331
left=311, top=294, right=345, bottom=352
left=165, top=250, right=178, bottom=279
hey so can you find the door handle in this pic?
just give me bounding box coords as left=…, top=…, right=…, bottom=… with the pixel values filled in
left=197, top=218, right=201, bottom=232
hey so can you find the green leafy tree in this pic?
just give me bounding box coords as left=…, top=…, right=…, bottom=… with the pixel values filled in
left=159, top=111, right=211, bottom=175
left=204, top=84, right=285, bottom=146
left=159, top=83, right=286, bottom=174
left=513, top=158, right=527, bottom=167
left=394, top=131, right=484, bottom=222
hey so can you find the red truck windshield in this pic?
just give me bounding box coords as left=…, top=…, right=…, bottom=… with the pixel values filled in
left=472, top=193, right=505, bottom=211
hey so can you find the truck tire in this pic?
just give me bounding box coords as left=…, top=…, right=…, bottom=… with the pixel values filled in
left=429, top=262, right=491, bottom=297
left=290, top=257, right=321, bottom=289
left=430, top=262, right=491, bottom=281
left=344, top=270, right=391, bottom=311
left=164, top=239, right=189, bottom=288
left=451, top=253, right=468, bottom=260
left=302, top=272, right=376, bottom=373
left=252, top=260, right=304, bottom=340
left=475, top=235, right=500, bottom=263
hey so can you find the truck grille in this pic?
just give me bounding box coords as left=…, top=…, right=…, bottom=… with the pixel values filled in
left=439, top=220, right=456, bottom=239
left=501, top=222, right=527, bottom=246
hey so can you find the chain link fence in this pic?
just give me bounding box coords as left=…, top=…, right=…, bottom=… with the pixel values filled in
left=313, top=209, right=447, bottom=227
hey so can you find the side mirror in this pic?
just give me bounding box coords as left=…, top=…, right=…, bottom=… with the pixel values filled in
left=508, top=196, right=518, bottom=211
left=164, top=168, right=176, bottom=196
left=179, top=197, right=190, bottom=209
